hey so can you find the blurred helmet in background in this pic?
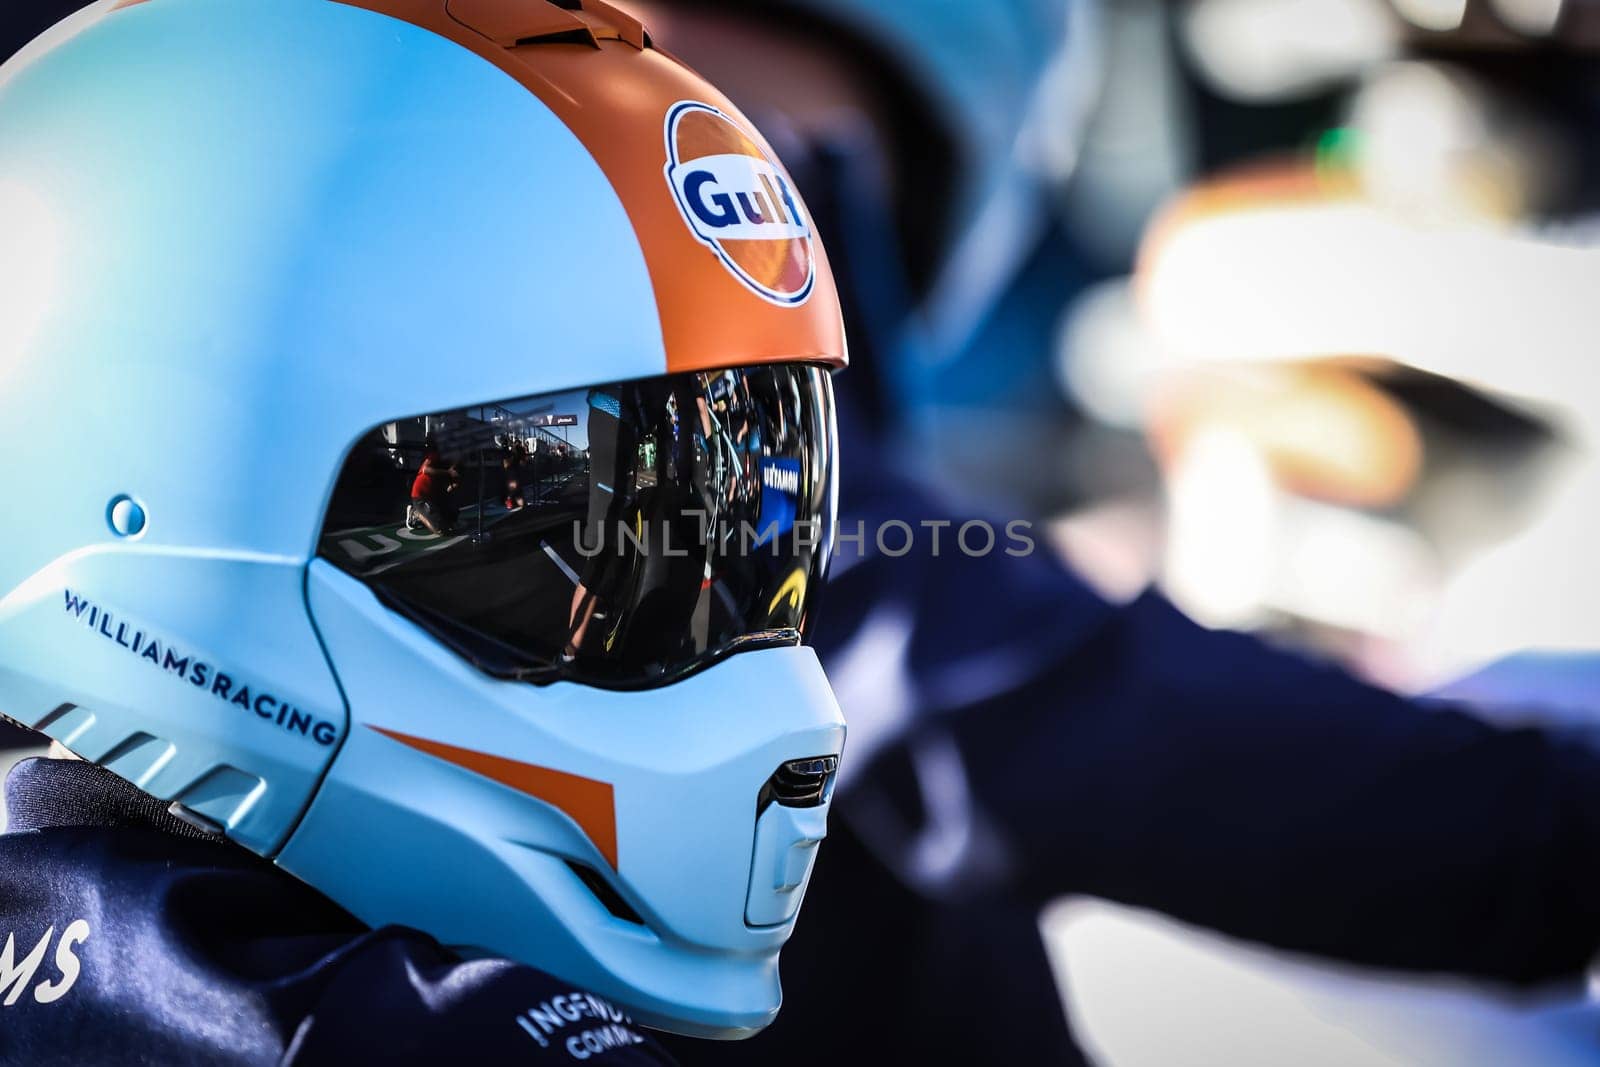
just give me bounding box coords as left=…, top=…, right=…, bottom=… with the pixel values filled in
left=771, top=0, right=1097, bottom=355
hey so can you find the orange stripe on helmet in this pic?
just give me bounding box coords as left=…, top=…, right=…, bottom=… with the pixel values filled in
left=334, top=0, right=846, bottom=376
left=371, top=725, right=620, bottom=870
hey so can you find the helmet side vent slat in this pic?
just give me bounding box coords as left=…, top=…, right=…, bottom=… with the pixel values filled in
left=565, top=860, right=646, bottom=925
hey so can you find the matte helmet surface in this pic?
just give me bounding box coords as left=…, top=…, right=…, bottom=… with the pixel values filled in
left=0, top=0, right=846, bottom=1037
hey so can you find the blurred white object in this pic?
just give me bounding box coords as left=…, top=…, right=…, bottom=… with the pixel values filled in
left=1142, top=203, right=1600, bottom=408
left=1491, top=0, right=1565, bottom=36
left=1166, top=428, right=1437, bottom=636
left=1084, top=43, right=1599, bottom=680
left=1163, top=428, right=1278, bottom=628
left=1414, top=454, right=1600, bottom=686
left=1350, top=62, right=1557, bottom=222
left=1352, top=63, right=1494, bottom=221
left=1058, top=279, right=1165, bottom=428
left=1391, top=0, right=1469, bottom=31
left=1140, top=193, right=1599, bottom=677
left=1183, top=0, right=1398, bottom=102
left=1045, top=897, right=1600, bottom=1067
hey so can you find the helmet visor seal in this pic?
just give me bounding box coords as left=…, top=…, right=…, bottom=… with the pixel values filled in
left=319, top=364, right=837, bottom=689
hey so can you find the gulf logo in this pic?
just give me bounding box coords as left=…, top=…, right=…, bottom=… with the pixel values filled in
left=663, top=101, right=815, bottom=307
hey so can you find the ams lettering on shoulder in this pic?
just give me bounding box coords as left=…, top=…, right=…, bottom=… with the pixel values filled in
left=0, top=920, right=89, bottom=1007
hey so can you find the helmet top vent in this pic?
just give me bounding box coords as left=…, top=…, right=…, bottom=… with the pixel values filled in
left=447, top=0, right=650, bottom=50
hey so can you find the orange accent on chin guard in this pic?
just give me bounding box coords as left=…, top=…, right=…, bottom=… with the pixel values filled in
left=371, top=725, right=620, bottom=870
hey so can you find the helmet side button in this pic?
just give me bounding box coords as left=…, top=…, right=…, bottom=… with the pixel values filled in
left=107, top=495, right=146, bottom=537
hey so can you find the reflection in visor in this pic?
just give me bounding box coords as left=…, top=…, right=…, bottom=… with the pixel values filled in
left=319, top=364, right=837, bottom=689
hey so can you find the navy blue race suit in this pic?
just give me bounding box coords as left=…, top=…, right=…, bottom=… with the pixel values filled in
left=0, top=757, right=676, bottom=1066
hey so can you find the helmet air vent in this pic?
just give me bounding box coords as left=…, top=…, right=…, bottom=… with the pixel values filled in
left=566, top=860, right=645, bottom=925
left=757, top=756, right=838, bottom=815
left=447, top=0, right=650, bottom=51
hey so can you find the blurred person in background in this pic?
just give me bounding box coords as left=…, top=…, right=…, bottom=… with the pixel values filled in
left=624, top=1, right=1600, bottom=1063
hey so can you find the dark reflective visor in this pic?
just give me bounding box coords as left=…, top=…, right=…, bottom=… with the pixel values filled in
left=318, top=364, right=837, bottom=689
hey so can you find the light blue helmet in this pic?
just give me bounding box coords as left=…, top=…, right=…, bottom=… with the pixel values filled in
left=0, top=0, right=849, bottom=1039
